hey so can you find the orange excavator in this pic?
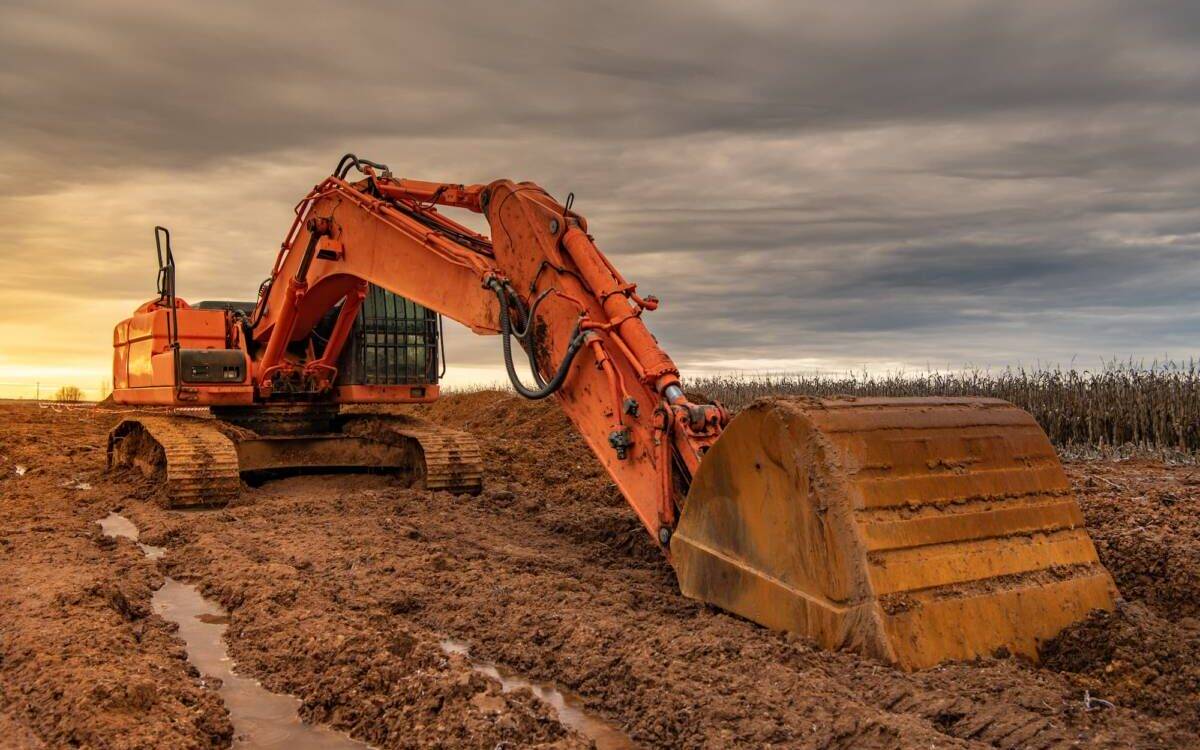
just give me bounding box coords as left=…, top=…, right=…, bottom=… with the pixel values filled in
left=108, top=154, right=1117, bottom=669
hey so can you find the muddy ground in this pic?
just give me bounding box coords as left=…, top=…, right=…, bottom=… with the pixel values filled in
left=0, top=393, right=1197, bottom=749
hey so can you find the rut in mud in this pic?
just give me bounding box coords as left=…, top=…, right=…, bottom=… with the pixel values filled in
left=100, top=511, right=370, bottom=749
left=1, top=394, right=1198, bottom=748
left=0, top=405, right=231, bottom=749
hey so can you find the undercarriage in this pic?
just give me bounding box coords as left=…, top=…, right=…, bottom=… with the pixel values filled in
left=107, top=405, right=483, bottom=507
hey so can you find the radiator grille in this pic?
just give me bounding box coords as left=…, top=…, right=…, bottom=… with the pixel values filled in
left=337, top=285, right=439, bottom=385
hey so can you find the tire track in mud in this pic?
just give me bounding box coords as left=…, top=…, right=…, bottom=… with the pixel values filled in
left=123, top=479, right=596, bottom=749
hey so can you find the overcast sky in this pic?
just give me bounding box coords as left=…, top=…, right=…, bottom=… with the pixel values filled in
left=2, top=0, right=1199, bottom=397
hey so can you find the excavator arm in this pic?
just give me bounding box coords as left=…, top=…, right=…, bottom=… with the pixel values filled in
left=249, top=156, right=725, bottom=545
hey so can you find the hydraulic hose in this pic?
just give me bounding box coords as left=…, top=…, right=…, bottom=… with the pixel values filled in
left=504, top=282, right=532, bottom=338
left=502, top=284, right=554, bottom=388
left=334, top=153, right=390, bottom=179
left=491, top=281, right=583, bottom=399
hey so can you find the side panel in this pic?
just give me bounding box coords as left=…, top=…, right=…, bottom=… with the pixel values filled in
left=112, top=302, right=253, bottom=405
left=112, top=320, right=131, bottom=390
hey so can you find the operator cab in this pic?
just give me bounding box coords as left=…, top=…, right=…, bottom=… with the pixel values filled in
left=112, top=227, right=440, bottom=406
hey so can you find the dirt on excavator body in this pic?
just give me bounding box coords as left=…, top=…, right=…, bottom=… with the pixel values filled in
left=671, top=396, right=1118, bottom=670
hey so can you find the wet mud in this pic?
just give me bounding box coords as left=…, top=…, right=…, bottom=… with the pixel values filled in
left=438, top=638, right=635, bottom=749
left=0, top=405, right=231, bottom=748
left=1, top=395, right=1198, bottom=748
left=100, top=512, right=368, bottom=749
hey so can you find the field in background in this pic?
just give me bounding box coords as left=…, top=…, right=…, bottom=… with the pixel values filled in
left=686, top=362, right=1200, bottom=455
left=18, top=361, right=1200, bottom=455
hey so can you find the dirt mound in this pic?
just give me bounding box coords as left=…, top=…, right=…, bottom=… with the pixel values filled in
left=1067, top=461, right=1200, bottom=617
left=409, top=389, right=578, bottom=446
left=1042, top=602, right=1200, bottom=725
left=407, top=391, right=657, bottom=557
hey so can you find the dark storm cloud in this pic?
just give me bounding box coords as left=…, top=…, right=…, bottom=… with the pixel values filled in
left=3, top=0, right=1200, bottom=376
left=6, top=1, right=1200, bottom=169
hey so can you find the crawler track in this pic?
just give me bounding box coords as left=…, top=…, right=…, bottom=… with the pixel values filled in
left=107, top=411, right=484, bottom=506
left=107, top=414, right=241, bottom=507
left=341, top=415, right=484, bottom=494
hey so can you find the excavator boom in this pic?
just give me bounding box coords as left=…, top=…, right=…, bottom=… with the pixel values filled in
left=248, top=160, right=722, bottom=541
left=109, top=154, right=1116, bottom=669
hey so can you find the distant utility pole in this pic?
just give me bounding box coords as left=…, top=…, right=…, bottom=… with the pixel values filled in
left=35, top=382, right=39, bottom=402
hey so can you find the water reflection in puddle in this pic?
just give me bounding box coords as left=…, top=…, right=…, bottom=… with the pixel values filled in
left=98, top=513, right=163, bottom=559
left=98, top=512, right=368, bottom=749
left=439, top=639, right=635, bottom=750
left=97, top=512, right=632, bottom=748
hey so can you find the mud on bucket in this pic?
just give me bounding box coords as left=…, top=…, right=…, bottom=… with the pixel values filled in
left=669, top=396, right=1118, bottom=670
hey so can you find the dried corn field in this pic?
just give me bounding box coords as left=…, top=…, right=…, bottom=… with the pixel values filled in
left=686, top=362, right=1200, bottom=454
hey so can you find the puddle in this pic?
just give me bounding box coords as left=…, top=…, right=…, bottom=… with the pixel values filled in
left=439, top=639, right=635, bottom=750
left=98, top=512, right=368, bottom=749
left=98, top=512, right=164, bottom=559
left=96, top=512, right=628, bottom=748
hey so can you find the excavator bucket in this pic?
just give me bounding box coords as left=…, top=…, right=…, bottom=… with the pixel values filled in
left=670, top=396, right=1117, bottom=670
